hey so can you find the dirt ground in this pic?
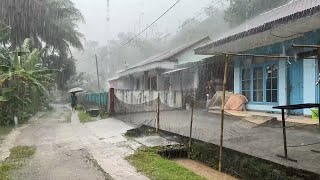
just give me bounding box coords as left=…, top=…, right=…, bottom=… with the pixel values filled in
left=0, top=104, right=147, bottom=180
left=116, top=109, right=320, bottom=174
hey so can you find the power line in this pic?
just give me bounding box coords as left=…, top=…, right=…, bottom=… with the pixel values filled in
left=179, top=0, right=225, bottom=29
left=114, top=0, right=182, bottom=52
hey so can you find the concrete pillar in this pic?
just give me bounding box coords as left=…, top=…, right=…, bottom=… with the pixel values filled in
left=156, top=74, right=161, bottom=91
left=144, top=71, right=148, bottom=90
left=278, top=60, right=287, bottom=106
left=129, top=75, right=134, bottom=90
left=303, top=59, right=316, bottom=115
left=234, top=61, right=240, bottom=94
left=156, top=69, right=164, bottom=90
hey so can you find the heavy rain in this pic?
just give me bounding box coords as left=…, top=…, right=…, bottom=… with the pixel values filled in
left=1, top=0, right=320, bottom=179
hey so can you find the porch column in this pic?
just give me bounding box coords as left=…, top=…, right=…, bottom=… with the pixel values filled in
left=144, top=71, right=148, bottom=90
left=278, top=60, right=287, bottom=107
left=156, top=69, right=163, bottom=91
left=129, top=75, right=134, bottom=90
left=234, top=60, right=241, bottom=94
left=303, top=59, right=316, bottom=115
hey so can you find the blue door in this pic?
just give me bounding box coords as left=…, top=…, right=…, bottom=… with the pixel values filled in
left=288, top=60, right=303, bottom=114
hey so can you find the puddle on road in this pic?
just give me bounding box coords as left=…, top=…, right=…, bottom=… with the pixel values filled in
left=174, top=159, right=238, bottom=180
left=135, top=135, right=179, bottom=147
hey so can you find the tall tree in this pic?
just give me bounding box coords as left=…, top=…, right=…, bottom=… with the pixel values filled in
left=0, top=0, right=84, bottom=89
left=224, top=0, right=291, bottom=26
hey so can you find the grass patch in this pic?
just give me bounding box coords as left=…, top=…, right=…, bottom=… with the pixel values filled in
left=9, top=146, right=36, bottom=159
left=78, top=111, right=95, bottom=123
left=0, top=146, right=36, bottom=180
left=99, top=110, right=110, bottom=119
left=127, top=147, right=205, bottom=180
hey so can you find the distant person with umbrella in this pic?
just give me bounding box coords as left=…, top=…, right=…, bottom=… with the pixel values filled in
left=71, top=93, right=77, bottom=111
left=68, top=87, right=84, bottom=112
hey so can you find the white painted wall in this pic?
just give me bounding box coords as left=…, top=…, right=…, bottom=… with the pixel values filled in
left=115, top=90, right=183, bottom=108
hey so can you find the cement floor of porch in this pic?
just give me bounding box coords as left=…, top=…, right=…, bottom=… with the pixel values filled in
left=209, top=107, right=319, bottom=126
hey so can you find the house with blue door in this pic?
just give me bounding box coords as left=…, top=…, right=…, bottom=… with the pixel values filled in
left=195, top=0, right=320, bottom=115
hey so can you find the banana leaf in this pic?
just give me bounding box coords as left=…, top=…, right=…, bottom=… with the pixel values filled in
left=0, top=96, right=8, bottom=102
left=0, top=65, right=10, bottom=72
left=24, top=49, right=40, bottom=71
left=0, top=53, right=5, bottom=59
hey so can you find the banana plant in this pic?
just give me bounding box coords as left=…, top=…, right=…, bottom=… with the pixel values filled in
left=0, top=38, right=58, bottom=124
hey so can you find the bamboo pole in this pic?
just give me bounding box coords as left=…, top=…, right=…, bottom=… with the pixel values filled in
left=219, top=54, right=230, bottom=172
left=292, top=44, right=320, bottom=49
left=188, top=99, right=194, bottom=159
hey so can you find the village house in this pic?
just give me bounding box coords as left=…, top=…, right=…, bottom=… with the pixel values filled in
left=195, top=0, right=320, bottom=115
left=108, top=37, right=212, bottom=93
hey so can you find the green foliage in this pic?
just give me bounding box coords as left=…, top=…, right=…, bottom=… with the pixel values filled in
left=9, top=146, right=36, bottom=159
left=78, top=111, right=94, bottom=123
left=0, top=0, right=84, bottom=90
left=190, top=140, right=306, bottom=180
left=99, top=110, right=110, bottom=119
left=127, top=147, right=206, bottom=180
left=224, top=0, right=291, bottom=26
left=76, top=105, right=85, bottom=111
left=0, top=39, right=56, bottom=125
left=0, top=146, right=36, bottom=180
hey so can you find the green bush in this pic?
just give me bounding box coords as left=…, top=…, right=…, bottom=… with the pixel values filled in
left=76, top=105, right=85, bottom=111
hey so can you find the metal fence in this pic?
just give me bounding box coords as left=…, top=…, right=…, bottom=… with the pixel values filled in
left=78, top=92, right=108, bottom=109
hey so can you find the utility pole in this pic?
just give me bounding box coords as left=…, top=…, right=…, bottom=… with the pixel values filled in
left=95, top=54, right=101, bottom=91
left=95, top=54, right=101, bottom=107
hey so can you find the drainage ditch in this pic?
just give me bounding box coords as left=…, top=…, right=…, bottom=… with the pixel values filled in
left=129, top=125, right=320, bottom=180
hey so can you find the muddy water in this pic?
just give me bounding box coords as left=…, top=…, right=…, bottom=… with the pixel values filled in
left=174, top=159, right=237, bottom=180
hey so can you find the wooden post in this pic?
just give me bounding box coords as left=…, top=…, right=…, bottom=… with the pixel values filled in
left=109, top=88, right=115, bottom=115
left=188, top=99, right=194, bottom=158
left=219, top=54, right=230, bottom=172
left=281, top=109, right=288, bottom=159
left=156, top=92, right=160, bottom=133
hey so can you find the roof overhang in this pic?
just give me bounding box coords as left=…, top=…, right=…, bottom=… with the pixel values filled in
left=118, top=61, right=176, bottom=77
left=162, top=68, right=187, bottom=75
left=196, top=12, right=320, bottom=55
left=107, top=77, right=120, bottom=82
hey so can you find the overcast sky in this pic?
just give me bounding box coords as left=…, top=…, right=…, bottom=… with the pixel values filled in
left=72, top=0, right=220, bottom=45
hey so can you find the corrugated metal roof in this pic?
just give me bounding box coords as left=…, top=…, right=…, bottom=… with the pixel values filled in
left=195, top=0, right=320, bottom=54
left=119, top=36, right=210, bottom=74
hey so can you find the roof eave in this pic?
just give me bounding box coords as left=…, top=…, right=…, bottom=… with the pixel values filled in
left=195, top=4, right=320, bottom=55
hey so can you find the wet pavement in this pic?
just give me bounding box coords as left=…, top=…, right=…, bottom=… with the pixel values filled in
left=116, top=110, right=320, bottom=174
left=0, top=104, right=148, bottom=180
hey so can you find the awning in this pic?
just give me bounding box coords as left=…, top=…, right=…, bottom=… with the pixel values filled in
left=162, top=68, right=187, bottom=75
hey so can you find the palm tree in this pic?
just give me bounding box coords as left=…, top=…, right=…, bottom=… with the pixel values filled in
left=0, top=0, right=85, bottom=89
left=0, top=0, right=84, bottom=51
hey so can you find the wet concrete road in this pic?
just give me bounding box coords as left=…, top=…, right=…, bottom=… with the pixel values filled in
left=1, top=104, right=147, bottom=180
left=116, top=110, right=320, bottom=174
